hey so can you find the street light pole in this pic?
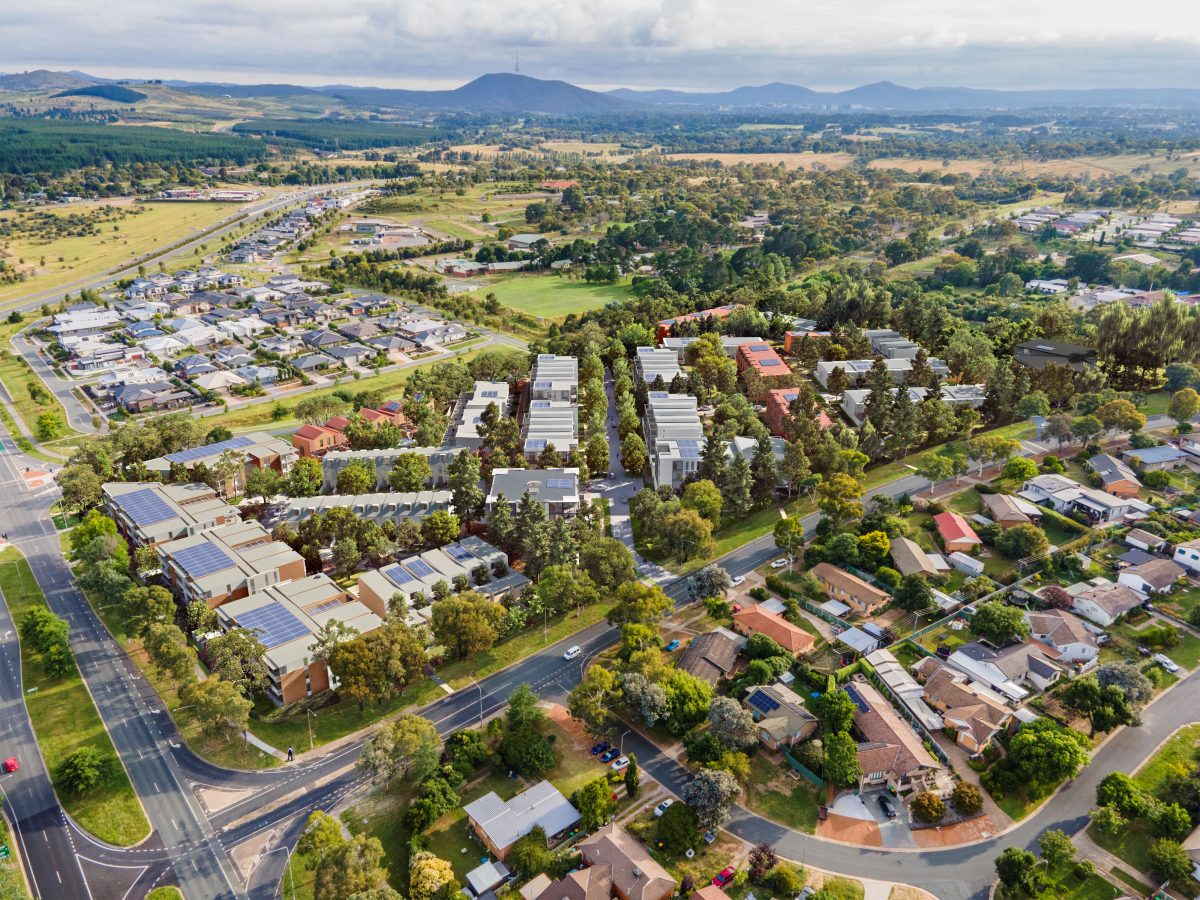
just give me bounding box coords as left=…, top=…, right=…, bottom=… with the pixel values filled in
left=307, top=708, right=315, bottom=753
left=620, top=728, right=631, bottom=755
left=470, top=677, right=484, bottom=725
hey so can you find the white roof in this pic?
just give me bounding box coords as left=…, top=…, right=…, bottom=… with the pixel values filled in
left=463, top=780, right=580, bottom=851
left=819, top=599, right=852, bottom=617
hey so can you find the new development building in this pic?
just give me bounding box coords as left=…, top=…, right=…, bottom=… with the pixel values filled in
left=157, top=521, right=306, bottom=608
left=103, top=481, right=240, bottom=549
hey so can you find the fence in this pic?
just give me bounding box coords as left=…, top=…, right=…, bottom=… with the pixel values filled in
left=783, top=751, right=825, bottom=788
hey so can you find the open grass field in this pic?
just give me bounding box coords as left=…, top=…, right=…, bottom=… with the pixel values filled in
left=662, top=151, right=855, bottom=170
left=868, top=151, right=1200, bottom=180
left=0, top=547, right=151, bottom=845
left=745, top=754, right=821, bottom=833
left=0, top=198, right=257, bottom=306
left=0, top=351, right=65, bottom=438
left=481, top=275, right=631, bottom=319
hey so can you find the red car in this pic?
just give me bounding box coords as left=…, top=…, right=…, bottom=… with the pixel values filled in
left=3, top=758, right=18, bottom=773
left=712, top=866, right=735, bottom=887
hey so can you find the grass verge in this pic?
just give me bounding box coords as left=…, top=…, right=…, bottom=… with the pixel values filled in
left=0, top=548, right=150, bottom=845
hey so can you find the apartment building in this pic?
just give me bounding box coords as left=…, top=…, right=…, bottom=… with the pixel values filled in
left=320, top=446, right=460, bottom=492
left=660, top=335, right=763, bottom=363
left=215, top=574, right=382, bottom=705
left=103, top=481, right=240, bottom=550
left=643, top=392, right=705, bottom=489
left=487, top=468, right=580, bottom=518
left=814, top=356, right=950, bottom=389
left=735, top=343, right=792, bottom=392
left=863, top=328, right=922, bottom=360
left=764, top=387, right=834, bottom=437
left=157, top=521, right=306, bottom=608
left=291, top=424, right=347, bottom=458
left=840, top=385, right=985, bottom=426
left=144, top=432, right=297, bottom=495
left=451, top=381, right=511, bottom=450
left=523, top=400, right=578, bottom=460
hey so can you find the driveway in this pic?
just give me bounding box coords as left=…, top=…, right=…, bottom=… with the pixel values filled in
left=859, top=789, right=916, bottom=849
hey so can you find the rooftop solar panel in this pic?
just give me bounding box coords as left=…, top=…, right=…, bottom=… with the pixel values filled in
left=843, top=685, right=869, bottom=713
left=546, top=478, right=574, bottom=489
left=531, top=400, right=551, bottom=409
left=383, top=564, right=415, bottom=586
left=236, top=603, right=309, bottom=649
left=406, top=559, right=437, bottom=579
left=750, top=344, right=770, bottom=351
left=481, top=390, right=499, bottom=398
left=748, top=690, right=780, bottom=715
left=533, top=381, right=551, bottom=389
left=679, top=447, right=702, bottom=459
left=445, top=545, right=475, bottom=565
left=677, top=440, right=701, bottom=448
left=173, top=542, right=235, bottom=578
left=306, top=598, right=345, bottom=615
left=120, top=487, right=177, bottom=527
left=761, top=359, right=783, bottom=367
left=165, top=435, right=255, bottom=465
left=525, top=439, right=547, bottom=451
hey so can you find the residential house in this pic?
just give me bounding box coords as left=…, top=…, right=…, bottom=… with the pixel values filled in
left=744, top=682, right=818, bottom=750
left=144, top=433, right=296, bottom=494
left=1123, top=445, right=1187, bottom=472
left=914, top=660, right=1012, bottom=754
left=676, top=631, right=741, bottom=685
left=464, top=780, right=581, bottom=859
left=302, top=329, right=346, bottom=351
left=293, top=353, right=334, bottom=372
left=337, top=321, right=381, bottom=341
left=355, top=537, right=527, bottom=613
left=325, top=343, right=374, bottom=366
left=848, top=678, right=943, bottom=791
left=1125, top=529, right=1167, bottom=553
left=506, top=234, right=546, bottom=251
left=1118, top=558, right=1185, bottom=595
left=114, top=381, right=194, bottom=414
left=1071, top=580, right=1145, bottom=626
left=1088, top=454, right=1142, bottom=498
left=157, top=521, right=306, bottom=608
left=980, top=493, right=1041, bottom=528
left=1019, top=474, right=1152, bottom=526
left=1182, top=824, right=1200, bottom=881
left=233, top=365, right=279, bottom=386
left=732, top=606, right=816, bottom=656
left=1173, top=538, right=1200, bottom=574
left=103, top=481, right=239, bottom=550
left=946, top=640, right=1065, bottom=698
left=283, top=490, right=453, bottom=527
left=291, top=424, right=347, bottom=458
left=367, top=334, right=416, bottom=362
left=1026, top=608, right=1098, bottom=664
left=194, top=370, right=246, bottom=393
left=578, top=823, right=675, bottom=900
left=889, top=536, right=939, bottom=577
left=810, top=562, right=890, bottom=616
left=933, top=511, right=982, bottom=554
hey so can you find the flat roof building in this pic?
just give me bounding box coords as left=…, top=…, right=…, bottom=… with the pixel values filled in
left=643, top=392, right=704, bottom=489
left=452, top=381, right=511, bottom=450
left=487, top=468, right=580, bottom=518
left=145, top=432, right=296, bottom=495
left=814, top=356, right=949, bottom=389
left=634, top=347, right=682, bottom=385
left=103, top=481, right=239, bottom=549
left=283, top=490, right=453, bottom=526
left=158, top=520, right=306, bottom=608
left=523, top=399, right=578, bottom=459
left=530, top=354, right=578, bottom=403
left=321, top=446, right=460, bottom=492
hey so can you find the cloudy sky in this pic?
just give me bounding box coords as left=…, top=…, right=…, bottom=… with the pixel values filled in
left=7, top=0, right=1200, bottom=91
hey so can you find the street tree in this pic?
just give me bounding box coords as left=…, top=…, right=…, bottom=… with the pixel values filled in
left=681, top=768, right=740, bottom=828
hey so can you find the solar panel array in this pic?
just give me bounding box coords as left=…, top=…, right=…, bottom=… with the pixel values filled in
left=383, top=564, right=415, bottom=586
left=165, top=435, right=255, bottom=465
left=533, top=380, right=552, bottom=389
left=481, top=390, right=499, bottom=398
left=678, top=440, right=701, bottom=448
left=406, top=559, right=436, bottom=579
left=748, top=690, right=780, bottom=715
left=237, top=603, right=308, bottom=649
left=306, top=598, right=345, bottom=615
left=525, top=439, right=547, bottom=451
left=531, top=400, right=551, bottom=409
left=843, top=685, right=869, bottom=713
left=173, top=542, right=235, bottom=578
left=679, top=446, right=702, bottom=460
left=120, top=487, right=177, bottom=526
left=546, top=478, right=574, bottom=489
left=445, top=544, right=475, bottom=565
left=760, top=359, right=783, bottom=367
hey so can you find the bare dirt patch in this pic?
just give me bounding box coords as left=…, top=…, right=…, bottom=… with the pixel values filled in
left=910, top=814, right=999, bottom=847
left=816, top=812, right=883, bottom=846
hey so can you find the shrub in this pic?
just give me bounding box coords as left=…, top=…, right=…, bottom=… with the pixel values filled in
left=875, top=566, right=901, bottom=590
left=950, top=781, right=982, bottom=815
left=910, top=791, right=945, bottom=823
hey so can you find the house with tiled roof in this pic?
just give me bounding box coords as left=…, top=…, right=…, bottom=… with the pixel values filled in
left=743, top=682, right=818, bottom=751
left=914, top=660, right=1012, bottom=754
left=578, top=824, right=675, bottom=900
left=848, top=677, right=942, bottom=791
left=1026, top=608, right=1098, bottom=664
left=731, top=606, right=816, bottom=656
left=809, top=562, right=890, bottom=616
left=1087, top=453, right=1142, bottom=498
left=1071, top=579, right=1144, bottom=627
left=676, top=631, right=741, bottom=685
left=291, top=424, right=347, bottom=458
left=932, top=511, right=982, bottom=554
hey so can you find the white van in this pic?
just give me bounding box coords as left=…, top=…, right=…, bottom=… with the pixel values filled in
left=563, top=645, right=582, bottom=661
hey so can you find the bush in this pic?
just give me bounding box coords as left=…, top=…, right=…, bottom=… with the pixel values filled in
left=910, top=791, right=945, bottom=823
left=1144, top=470, right=1171, bottom=490
left=769, top=864, right=806, bottom=896
left=58, top=745, right=114, bottom=795
left=874, top=566, right=901, bottom=590
left=950, top=781, right=983, bottom=815
left=1149, top=838, right=1194, bottom=883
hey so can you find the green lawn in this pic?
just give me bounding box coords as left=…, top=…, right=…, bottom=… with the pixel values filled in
left=0, top=549, right=150, bottom=846
left=744, top=755, right=821, bottom=833
left=0, top=803, right=27, bottom=899
left=146, top=888, right=185, bottom=900
left=996, top=863, right=1120, bottom=900
left=481, top=276, right=631, bottom=319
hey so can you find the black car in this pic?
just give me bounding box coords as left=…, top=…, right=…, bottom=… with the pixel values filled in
left=878, top=795, right=897, bottom=819
left=591, top=741, right=610, bottom=756
left=600, top=748, right=620, bottom=763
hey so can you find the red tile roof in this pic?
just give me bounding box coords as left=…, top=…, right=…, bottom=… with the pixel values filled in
left=932, top=511, right=981, bottom=546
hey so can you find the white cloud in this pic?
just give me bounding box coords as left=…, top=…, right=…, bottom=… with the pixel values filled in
left=5, top=0, right=1200, bottom=90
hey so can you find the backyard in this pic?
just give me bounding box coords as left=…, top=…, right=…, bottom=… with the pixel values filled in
left=744, top=753, right=822, bottom=833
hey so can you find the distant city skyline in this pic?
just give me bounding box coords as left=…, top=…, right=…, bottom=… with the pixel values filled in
left=6, top=0, right=1200, bottom=93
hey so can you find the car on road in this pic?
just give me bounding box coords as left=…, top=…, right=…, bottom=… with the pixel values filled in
left=1154, top=653, right=1180, bottom=673
left=600, top=748, right=620, bottom=763
left=770, top=558, right=788, bottom=569
left=3, top=758, right=17, bottom=773
left=878, top=795, right=897, bottom=818
left=664, top=639, right=681, bottom=652
left=712, top=867, right=736, bottom=887
left=654, top=799, right=674, bottom=817
left=563, top=645, right=582, bottom=661
left=591, top=741, right=610, bottom=756
left=610, top=756, right=630, bottom=772
left=730, top=576, right=746, bottom=587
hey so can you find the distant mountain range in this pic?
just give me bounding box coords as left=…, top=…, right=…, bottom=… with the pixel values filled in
left=6, top=70, right=1200, bottom=115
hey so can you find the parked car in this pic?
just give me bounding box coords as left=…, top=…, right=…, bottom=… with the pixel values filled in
left=730, top=576, right=746, bottom=587
left=600, top=748, right=619, bottom=763
left=3, top=758, right=17, bottom=773
left=878, top=795, right=897, bottom=819
left=1154, top=653, right=1180, bottom=674
left=664, top=639, right=681, bottom=652
left=654, top=799, right=674, bottom=817
left=770, top=558, right=788, bottom=569
left=712, top=867, right=736, bottom=887
left=796, top=888, right=816, bottom=900
left=1136, top=645, right=1152, bottom=657
left=563, top=645, right=582, bottom=661
left=590, top=742, right=610, bottom=756
left=610, top=755, right=630, bottom=772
